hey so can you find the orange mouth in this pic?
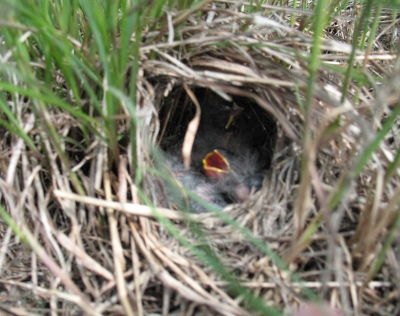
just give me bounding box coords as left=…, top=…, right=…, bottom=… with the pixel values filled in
left=202, top=150, right=230, bottom=180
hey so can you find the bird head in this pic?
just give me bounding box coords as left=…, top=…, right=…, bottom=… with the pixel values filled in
left=202, top=149, right=264, bottom=203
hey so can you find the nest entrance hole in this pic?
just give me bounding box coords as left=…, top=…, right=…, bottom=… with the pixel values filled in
left=160, top=87, right=277, bottom=172
left=156, top=86, right=279, bottom=210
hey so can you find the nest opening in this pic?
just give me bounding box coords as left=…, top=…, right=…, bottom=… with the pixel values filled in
left=158, top=86, right=278, bottom=210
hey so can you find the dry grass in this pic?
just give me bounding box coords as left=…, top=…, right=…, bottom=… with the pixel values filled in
left=0, top=1, right=399, bottom=315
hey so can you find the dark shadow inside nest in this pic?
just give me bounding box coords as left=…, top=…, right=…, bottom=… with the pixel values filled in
left=158, top=87, right=277, bottom=213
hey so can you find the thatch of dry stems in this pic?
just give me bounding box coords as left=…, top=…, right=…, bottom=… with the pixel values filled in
left=0, top=2, right=399, bottom=316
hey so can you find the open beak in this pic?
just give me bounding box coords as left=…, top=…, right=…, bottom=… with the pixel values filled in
left=202, top=150, right=230, bottom=180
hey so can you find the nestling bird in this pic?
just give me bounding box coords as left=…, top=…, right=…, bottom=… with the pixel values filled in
left=163, top=151, right=229, bottom=213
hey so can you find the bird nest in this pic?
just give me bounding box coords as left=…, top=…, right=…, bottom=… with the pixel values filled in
left=1, top=2, right=399, bottom=316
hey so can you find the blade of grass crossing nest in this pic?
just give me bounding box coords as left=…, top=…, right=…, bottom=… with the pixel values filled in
left=182, top=84, right=201, bottom=169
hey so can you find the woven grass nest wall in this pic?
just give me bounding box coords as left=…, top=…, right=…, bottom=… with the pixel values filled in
left=1, top=2, right=400, bottom=316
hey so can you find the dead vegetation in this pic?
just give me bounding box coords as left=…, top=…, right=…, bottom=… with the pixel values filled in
left=0, top=1, right=399, bottom=315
